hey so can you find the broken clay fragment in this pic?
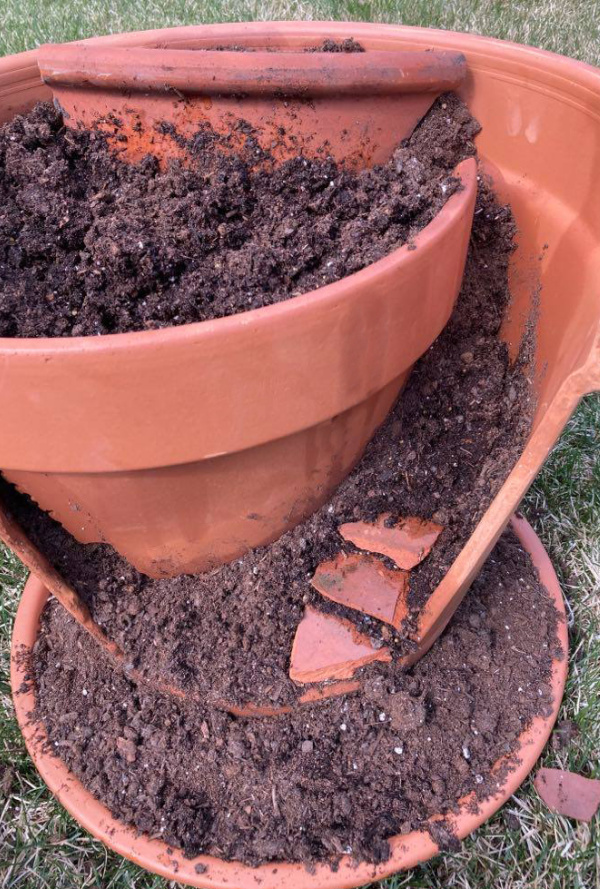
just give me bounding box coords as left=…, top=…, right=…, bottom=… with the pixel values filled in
left=217, top=679, right=361, bottom=718
left=299, top=680, right=362, bottom=704
left=289, top=606, right=391, bottom=684
left=339, top=514, right=442, bottom=570
left=534, top=768, right=600, bottom=822
left=312, top=552, right=409, bottom=628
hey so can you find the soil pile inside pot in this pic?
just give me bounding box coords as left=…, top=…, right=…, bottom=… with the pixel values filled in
left=1, top=160, right=534, bottom=708
left=0, top=93, right=476, bottom=338
left=29, top=530, right=563, bottom=866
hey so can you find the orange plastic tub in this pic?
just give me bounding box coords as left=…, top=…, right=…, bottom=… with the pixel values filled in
left=10, top=515, right=568, bottom=888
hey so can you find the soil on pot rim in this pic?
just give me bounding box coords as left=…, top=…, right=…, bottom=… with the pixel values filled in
left=1, top=161, right=535, bottom=709
left=210, top=38, right=366, bottom=52
left=0, top=93, right=475, bottom=338
left=27, top=530, right=563, bottom=866
left=305, top=38, right=365, bottom=52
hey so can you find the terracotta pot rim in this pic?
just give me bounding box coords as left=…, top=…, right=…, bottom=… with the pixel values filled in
left=126, top=20, right=600, bottom=86
left=38, top=43, right=467, bottom=97
left=11, top=515, right=568, bottom=889
left=0, top=159, right=476, bottom=353
left=29, top=20, right=600, bottom=85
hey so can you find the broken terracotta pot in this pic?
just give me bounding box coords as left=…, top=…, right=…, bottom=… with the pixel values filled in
left=339, top=515, right=442, bottom=570
left=534, top=768, right=600, bottom=822
left=1, top=13, right=599, bottom=674
left=311, top=552, right=409, bottom=629
left=11, top=514, right=568, bottom=887
left=0, top=15, right=597, bottom=624
left=288, top=513, right=436, bottom=685
left=0, top=36, right=476, bottom=578
left=36, top=41, right=467, bottom=168
left=0, top=501, right=122, bottom=660
left=289, top=605, right=392, bottom=683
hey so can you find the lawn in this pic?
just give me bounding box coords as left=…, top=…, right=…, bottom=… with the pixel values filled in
left=1, top=2, right=599, bottom=888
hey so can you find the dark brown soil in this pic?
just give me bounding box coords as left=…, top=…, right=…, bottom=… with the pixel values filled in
left=306, top=38, right=365, bottom=52
left=0, top=93, right=475, bottom=338
left=0, top=151, right=535, bottom=709
left=211, top=39, right=365, bottom=52
left=30, top=530, right=563, bottom=866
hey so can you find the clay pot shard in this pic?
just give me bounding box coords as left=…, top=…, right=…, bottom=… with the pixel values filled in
left=36, top=43, right=467, bottom=168
left=219, top=680, right=362, bottom=718
left=339, top=515, right=442, bottom=570
left=0, top=496, right=123, bottom=661
left=311, top=552, right=409, bottom=629
left=534, top=768, right=600, bottom=822
left=289, top=605, right=391, bottom=684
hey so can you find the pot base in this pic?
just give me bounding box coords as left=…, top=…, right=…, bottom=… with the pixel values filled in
left=11, top=515, right=567, bottom=889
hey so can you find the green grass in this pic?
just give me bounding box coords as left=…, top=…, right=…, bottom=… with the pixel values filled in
left=1, top=2, right=599, bottom=887
left=0, top=0, right=598, bottom=67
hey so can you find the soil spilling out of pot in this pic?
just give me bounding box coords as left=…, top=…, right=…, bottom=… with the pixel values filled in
left=2, top=149, right=533, bottom=707
left=1, top=150, right=534, bottom=708
left=29, top=530, right=563, bottom=866
left=0, top=93, right=475, bottom=338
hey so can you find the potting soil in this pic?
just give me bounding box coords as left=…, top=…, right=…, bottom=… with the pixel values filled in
left=0, top=94, right=475, bottom=338
left=28, top=529, right=562, bottom=865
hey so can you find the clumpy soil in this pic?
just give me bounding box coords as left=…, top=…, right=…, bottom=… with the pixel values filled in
left=306, top=38, right=365, bottom=52
left=0, top=93, right=475, bottom=338
left=212, top=38, right=365, bottom=52
left=0, top=153, right=535, bottom=709
left=29, top=530, right=563, bottom=866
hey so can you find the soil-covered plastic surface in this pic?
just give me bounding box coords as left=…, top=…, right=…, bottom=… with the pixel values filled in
left=29, top=530, right=563, bottom=866
left=0, top=93, right=475, bottom=338
left=1, top=157, right=534, bottom=709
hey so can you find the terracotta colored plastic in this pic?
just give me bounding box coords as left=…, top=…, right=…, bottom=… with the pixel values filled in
left=37, top=42, right=466, bottom=169
left=311, top=552, right=409, bottom=628
left=338, top=515, right=442, bottom=569
left=0, top=35, right=476, bottom=577
left=11, top=515, right=568, bottom=888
